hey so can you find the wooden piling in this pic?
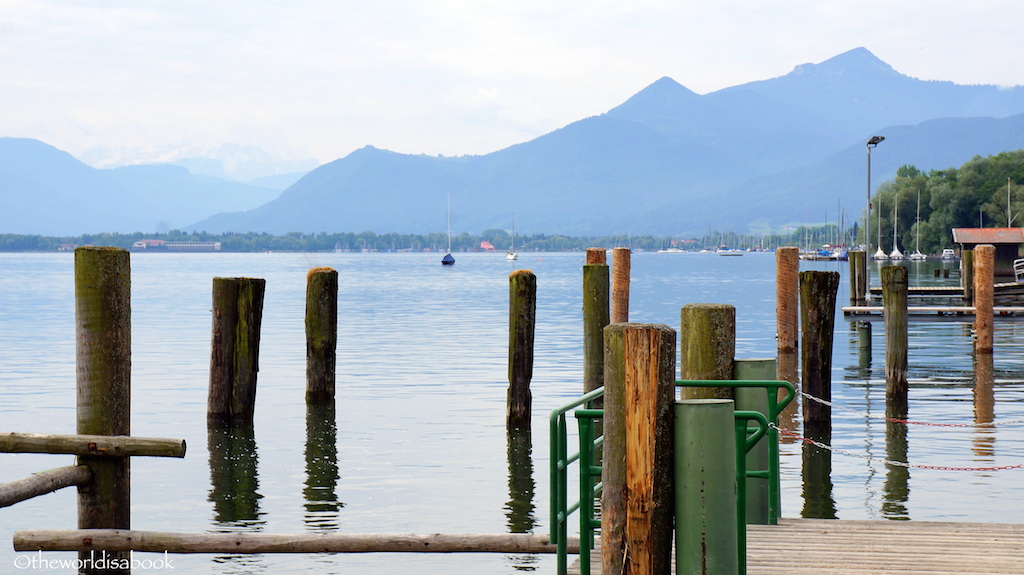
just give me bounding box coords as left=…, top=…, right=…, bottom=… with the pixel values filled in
left=306, top=267, right=338, bottom=403
left=849, top=250, right=868, bottom=305
left=611, top=247, right=631, bottom=323
left=680, top=303, right=736, bottom=400
left=583, top=258, right=610, bottom=395
left=799, top=271, right=840, bottom=433
left=776, top=247, right=799, bottom=353
left=0, top=432, right=185, bottom=458
left=602, top=323, right=676, bottom=575
left=508, top=269, right=536, bottom=429
left=881, top=266, right=909, bottom=415
left=75, top=246, right=132, bottom=574
left=962, top=249, right=975, bottom=305
left=974, top=245, right=994, bottom=354
left=209, top=277, right=266, bottom=423
left=586, top=247, right=607, bottom=265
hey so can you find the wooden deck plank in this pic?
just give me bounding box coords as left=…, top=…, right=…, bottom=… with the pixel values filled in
left=570, top=519, right=1024, bottom=574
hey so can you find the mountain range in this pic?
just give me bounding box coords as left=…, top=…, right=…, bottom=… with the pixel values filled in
left=4, top=47, right=1024, bottom=237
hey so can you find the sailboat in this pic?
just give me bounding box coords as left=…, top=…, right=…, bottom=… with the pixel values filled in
left=442, top=193, right=455, bottom=266
left=873, top=199, right=888, bottom=260
left=506, top=214, right=518, bottom=261
left=889, top=201, right=905, bottom=260
left=909, top=191, right=927, bottom=260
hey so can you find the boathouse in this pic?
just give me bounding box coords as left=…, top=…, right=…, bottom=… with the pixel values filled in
left=952, top=227, right=1024, bottom=277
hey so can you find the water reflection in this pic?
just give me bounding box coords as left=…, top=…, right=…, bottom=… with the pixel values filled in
left=973, top=354, right=996, bottom=462
left=304, top=402, right=343, bottom=531
left=505, top=427, right=538, bottom=572
left=800, top=427, right=837, bottom=519
left=882, top=419, right=910, bottom=520
left=208, top=423, right=266, bottom=573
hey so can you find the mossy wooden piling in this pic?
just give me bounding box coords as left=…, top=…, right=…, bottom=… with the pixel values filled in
left=799, top=271, right=839, bottom=432
left=974, top=244, right=994, bottom=354
left=680, top=303, right=735, bottom=400
left=75, top=246, right=132, bottom=574
left=208, top=277, right=266, bottom=423
left=882, top=266, right=909, bottom=414
left=849, top=250, right=868, bottom=304
left=583, top=250, right=610, bottom=395
left=961, top=249, right=975, bottom=305
left=602, top=323, right=676, bottom=575
left=305, top=267, right=339, bottom=403
left=611, top=247, right=631, bottom=323
left=507, top=270, right=536, bottom=429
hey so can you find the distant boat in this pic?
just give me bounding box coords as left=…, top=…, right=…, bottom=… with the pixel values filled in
left=442, top=193, right=455, bottom=266
left=909, top=191, right=927, bottom=260
left=506, top=214, right=518, bottom=261
left=889, top=202, right=905, bottom=260
left=941, top=248, right=957, bottom=260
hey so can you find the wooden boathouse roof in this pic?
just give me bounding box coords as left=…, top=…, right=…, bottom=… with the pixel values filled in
left=951, top=227, right=1024, bottom=245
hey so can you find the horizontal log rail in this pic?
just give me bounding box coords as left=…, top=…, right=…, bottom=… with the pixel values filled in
left=0, top=466, right=91, bottom=508
left=0, top=432, right=186, bottom=458
left=14, top=530, right=581, bottom=555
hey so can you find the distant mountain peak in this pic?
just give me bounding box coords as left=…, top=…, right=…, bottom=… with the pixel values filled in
left=606, top=76, right=700, bottom=121
left=790, top=47, right=900, bottom=79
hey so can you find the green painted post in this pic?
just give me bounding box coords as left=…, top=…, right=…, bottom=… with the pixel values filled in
left=675, top=399, right=738, bottom=575
left=732, top=359, right=775, bottom=525
left=306, top=267, right=338, bottom=403
left=75, top=246, right=131, bottom=575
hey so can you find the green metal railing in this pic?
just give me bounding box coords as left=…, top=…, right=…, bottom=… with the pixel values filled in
left=549, top=379, right=796, bottom=575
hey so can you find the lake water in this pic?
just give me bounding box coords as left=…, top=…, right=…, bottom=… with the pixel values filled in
left=2, top=251, right=1023, bottom=574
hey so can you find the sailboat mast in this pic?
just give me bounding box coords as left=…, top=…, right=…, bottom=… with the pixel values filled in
left=446, top=193, right=452, bottom=253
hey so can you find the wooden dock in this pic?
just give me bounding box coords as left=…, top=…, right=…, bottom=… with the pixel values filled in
left=841, top=305, right=1024, bottom=321
left=572, top=518, right=1024, bottom=574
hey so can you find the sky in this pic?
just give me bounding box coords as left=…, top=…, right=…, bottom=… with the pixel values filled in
left=2, top=0, right=1023, bottom=169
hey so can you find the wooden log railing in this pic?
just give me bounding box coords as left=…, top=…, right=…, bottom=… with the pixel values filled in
left=14, top=530, right=580, bottom=555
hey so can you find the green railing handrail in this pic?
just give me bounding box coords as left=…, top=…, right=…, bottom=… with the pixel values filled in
left=677, top=379, right=796, bottom=525
left=549, top=387, right=604, bottom=575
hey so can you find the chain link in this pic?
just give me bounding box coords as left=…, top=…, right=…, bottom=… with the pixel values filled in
left=770, top=423, right=1024, bottom=471
left=798, top=391, right=1024, bottom=428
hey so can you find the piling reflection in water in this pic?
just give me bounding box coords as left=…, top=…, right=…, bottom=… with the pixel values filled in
left=208, top=423, right=266, bottom=529
left=304, top=402, right=343, bottom=531
left=505, top=427, right=538, bottom=572
left=882, top=419, right=910, bottom=520
left=973, top=354, right=996, bottom=461
left=800, top=427, right=837, bottom=519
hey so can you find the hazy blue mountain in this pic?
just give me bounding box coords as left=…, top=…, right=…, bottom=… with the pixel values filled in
left=192, top=47, right=1024, bottom=237
left=0, top=138, right=280, bottom=235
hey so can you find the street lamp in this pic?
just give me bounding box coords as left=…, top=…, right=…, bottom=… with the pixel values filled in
left=867, top=136, right=885, bottom=260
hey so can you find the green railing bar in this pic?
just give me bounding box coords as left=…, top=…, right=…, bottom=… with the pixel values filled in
left=734, top=410, right=769, bottom=574
left=677, top=379, right=795, bottom=524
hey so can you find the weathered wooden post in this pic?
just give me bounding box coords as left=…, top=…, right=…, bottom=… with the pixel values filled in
left=507, top=269, right=536, bottom=429
left=675, top=399, right=738, bottom=575
left=209, top=277, right=266, bottom=423
left=603, top=323, right=675, bottom=575
left=849, top=250, right=868, bottom=304
left=882, top=265, right=909, bottom=415
left=680, top=303, right=735, bottom=400
left=583, top=249, right=610, bottom=395
left=962, top=249, right=975, bottom=305
left=776, top=247, right=799, bottom=354
left=800, top=271, right=840, bottom=433
left=306, top=267, right=338, bottom=403
left=974, top=244, right=995, bottom=354
left=75, top=246, right=131, bottom=575
left=612, top=247, right=631, bottom=323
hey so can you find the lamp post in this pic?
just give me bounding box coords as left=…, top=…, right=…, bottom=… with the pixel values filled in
left=867, top=136, right=885, bottom=259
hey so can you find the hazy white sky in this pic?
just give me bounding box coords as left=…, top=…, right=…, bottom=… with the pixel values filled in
left=2, top=0, right=1022, bottom=165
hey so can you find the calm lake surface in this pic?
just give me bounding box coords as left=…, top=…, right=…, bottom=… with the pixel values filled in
left=2, top=251, right=1023, bottom=574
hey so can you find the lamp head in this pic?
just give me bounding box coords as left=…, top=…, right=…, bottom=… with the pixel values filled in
left=867, top=136, right=885, bottom=147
